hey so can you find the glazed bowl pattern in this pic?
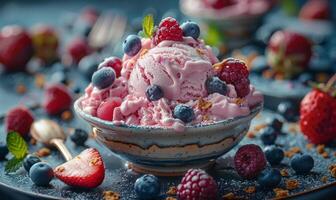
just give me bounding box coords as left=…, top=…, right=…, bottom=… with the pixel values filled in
left=74, top=97, right=262, bottom=175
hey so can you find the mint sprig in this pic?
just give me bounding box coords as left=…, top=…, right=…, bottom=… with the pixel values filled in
left=5, top=132, right=28, bottom=173
left=142, top=14, right=154, bottom=38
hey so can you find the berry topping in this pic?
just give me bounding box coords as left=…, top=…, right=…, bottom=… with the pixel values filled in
left=264, top=146, right=284, bottom=165
left=66, top=37, right=91, bottom=64
left=123, top=34, right=142, bottom=56
left=180, top=21, right=200, bottom=40
left=299, top=0, right=330, bottom=21
left=234, top=144, right=266, bottom=179
left=206, top=76, right=228, bottom=95
left=153, top=17, right=183, bottom=45
left=0, top=142, right=8, bottom=160
left=54, top=148, right=105, bottom=188
left=43, top=84, right=73, bottom=115
left=98, top=56, right=122, bottom=77
left=177, top=169, right=218, bottom=200
left=203, top=0, right=234, bottom=9
left=290, top=154, right=314, bottom=174
left=214, top=58, right=250, bottom=97
left=146, top=85, right=164, bottom=101
left=97, top=98, right=121, bottom=121
left=173, top=104, right=195, bottom=123
left=24, top=154, right=42, bottom=172
left=70, top=129, right=89, bottom=146
left=92, top=67, right=116, bottom=90
left=277, top=101, right=297, bottom=122
left=260, top=127, right=278, bottom=145
left=29, top=162, right=54, bottom=186
left=5, top=106, right=34, bottom=137
left=257, top=168, right=282, bottom=188
left=134, top=174, right=160, bottom=200
left=266, top=117, right=283, bottom=132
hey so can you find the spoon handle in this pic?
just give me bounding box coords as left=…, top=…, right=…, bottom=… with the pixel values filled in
left=50, top=138, right=73, bottom=161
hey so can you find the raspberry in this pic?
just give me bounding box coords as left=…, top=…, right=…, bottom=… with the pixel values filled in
left=216, top=58, right=250, bottom=97
left=5, top=106, right=34, bottom=137
left=97, top=98, right=121, bottom=121
left=153, top=17, right=183, bottom=45
left=177, top=169, right=218, bottom=200
left=234, top=144, right=266, bottom=179
left=43, top=84, right=73, bottom=115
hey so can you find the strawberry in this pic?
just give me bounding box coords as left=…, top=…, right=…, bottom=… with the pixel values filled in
left=43, top=84, right=73, bottom=115
left=54, top=148, right=105, bottom=188
left=97, top=98, right=121, bottom=121
left=299, top=0, right=330, bottom=21
left=203, top=0, right=234, bottom=9
left=266, top=30, right=312, bottom=79
left=66, top=37, right=91, bottom=64
left=5, top=106, right=34, bottom=137
left=300, top=76, right=336, bottom=144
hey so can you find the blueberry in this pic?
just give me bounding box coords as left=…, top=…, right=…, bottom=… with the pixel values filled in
left=134, top=174, right=160, bottom=200
left=29, top=162, right=54, bottom=186
left=291, top=154, right=314, bottom=174
left=260, top=127, right=277, bottom=145
left=92, top=67, right=116, bottom=89
left=23, top=154, right=42, bottom=172
left=0, top=142, right=8, bottom=160
left=78, top=54, right=101, bottom=80
left=123, top=35, right=142, bottom=56
left=298, top=73, right=313, bottom=85
left=206, top=76, right=227, bottom=95
left=51, top=71, right=68, bottom=85
left=146, top=85, right=164, bottom=101
left=181, top=21, right=200, bottom=40
left=277, top=101, right=297, bottom=122
left=70, top=129, right=88, bottom=146
left=173, top=104, right=195, bottom=123
left=264, top=146, right=284, bottom=165
left=266, top=117, right=283, bottom=132
left=257, top=168, right=282, bottom=188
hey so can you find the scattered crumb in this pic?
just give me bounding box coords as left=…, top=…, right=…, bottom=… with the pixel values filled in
left=30, top=138, right=37, bottom=146
left=280, top=169, right=289, bottom=177
left=202, top=115, right=210, bottom=121
left=103, top=191, right=120, bottom=200
left=198, top=98, right=212, bottom=111
left=247, top=131, right=256, bottom=139
left=166, top=186, right=177, bottom=196
left=285, top=146, right=301, bottom=158
left=321, top=176, right=328, bottom=183
left=322, top=152, right=329, bottom=159
left=55, top=166, right=65, bottom=173
left=222, top=192, right=236, bottom=200
left=61, top=110, right=73, bottom=121
left=254, top=124, right=267, bottom=132
left=273, top=188, right=289, bottom=198
left=35, top=73, right=45, bottom=88
left=262, top=69, right=274, bottom=79
left=328, top=164, right=336, bottom=171
left=233, top=98, right=246, bottom=106
left=244, top=186, right=256, bottom=194
left=140, top=49, right=148, bottom=58
left=306, top=143, right=314, bottom=150
left=316, top=144, right=325, bottom=154
left=196, top=48, right=206, bottom=56
left=16, top=84, right=27, bottom=94
left=288, top=123, right=299, bottom=134
left=330, top=165, right=336, bottom=178
left=35, top=147, right=51, bottom=157
left=285, top=179, right=299, bottom=190
left=165, top=197, right=177, bottom=200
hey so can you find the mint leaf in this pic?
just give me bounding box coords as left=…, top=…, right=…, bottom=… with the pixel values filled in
left=204, top=24, right=225, bottom=46
left=5, top=157, right=24, bottom=173
left=142, top=14, right=154, bottom=38
left=280, top=0, right=298, bottom=16
left=6, top=131, right=28, bottom=159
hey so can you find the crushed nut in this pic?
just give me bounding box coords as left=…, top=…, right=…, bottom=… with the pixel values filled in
left=322, top=152, right=329, bottom=159
left=330, top=167, right=336, bottom=178
left=140, top=49, right=148, bottom=58
left=202, top=115, right=210, bottom=121
left=328, top=164, right=336, bottom=171
left=254, top=124, right=267, bottom=132
left=280, top=169, right=289, bottom=177
left=306, top=143, right=314, bottom=150
left=56, top=166, right=65, bottom=173
left=285, top=147, right=301, bottom=158
left=288, top=123, right=299, bottom=133
left=198, top=98, right=212, bottom=111
left=273, top=188, right=289, bottom=198
left=316, top=144, right=325, bottom=154
left=166, top=186, right=177, bottom=196
left=35, top=73, right=45, bottom=88
left=61, top=110, right=73, bottom=121
left=16, top=84, right=27, bottom=94
left=35, top=147, right=51, bottom=157
left=233, top=98, right=246, bottom=106
left=165, top=197, right=177, bottom=200
left=103, top=191, right=120, bottom=200
left=244, top=186, right=256, bottom=194
left=247, top=131, right=256, bottom=139
left=222, top=192, right=236, bottom=200
left=90, top=157, right=101, bottom=166
left=285, top=179, right=299, bottom=190
left=321, top=176, right=328, bottom=183
left=196, top=48, right=206, bottom=56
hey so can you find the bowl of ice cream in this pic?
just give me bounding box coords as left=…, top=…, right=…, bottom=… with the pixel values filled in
left=74, top=17, right=263, bottom=175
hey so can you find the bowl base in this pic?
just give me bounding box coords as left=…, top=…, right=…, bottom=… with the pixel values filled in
left=126, top=160, right=216, bottom=176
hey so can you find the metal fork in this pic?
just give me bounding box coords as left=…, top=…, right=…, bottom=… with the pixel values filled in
left=88, top=12, right=127, bottom=50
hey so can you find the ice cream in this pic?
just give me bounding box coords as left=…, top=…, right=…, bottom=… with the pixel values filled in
left=80, top=17, right=263, bottom=131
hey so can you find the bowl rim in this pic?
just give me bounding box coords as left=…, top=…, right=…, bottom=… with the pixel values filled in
left=74, top=97, right=263, bottom=133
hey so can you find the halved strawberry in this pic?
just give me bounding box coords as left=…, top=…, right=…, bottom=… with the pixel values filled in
left=54, top=148, right=105, bottom=188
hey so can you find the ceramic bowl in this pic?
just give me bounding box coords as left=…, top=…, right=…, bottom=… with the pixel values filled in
left=74, top=97, right=263, bottom=176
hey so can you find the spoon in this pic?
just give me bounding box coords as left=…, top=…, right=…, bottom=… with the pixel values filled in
left=30, top=119, right=73, bottom=161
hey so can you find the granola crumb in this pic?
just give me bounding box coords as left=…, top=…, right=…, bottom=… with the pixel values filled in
left=165, top=197, right=177, bottom=200
left=280, top=169, right=289, bottom=177
left=288, top=123, right=299, bottom=133
left=328, top=164, right=336, bottom=171
left=222, top=192, right=236, bottom=200
left=244, top=186, right=256, bottom=194
left=61, top=110, right=73, bottom=121
left=30, top=138, right=37, bottom=145
left=316, top=144, right=325, bottom=154
left=330, top=167, right=336, bottom=178
left=285, top=147, right=301, bottom=158
left=322, top=152, right=329, bottom=159
left=35, top=147, right=51, bottom=157
left=285, top=179, right=299, bottom=190
left=166, top=186, right=177, bottom=196
left=254, top=124, right=267, bottom=132
left=321, top=176, right=328, bottom=183
left=35, top=73, right=45, bottom=88
left=306, top=143, right=314, bottom=150
left=103, top=191, right=120, bottom=200
left=16, top=84, right=27, bottom=94
left=273, top=188, right=289, bottom=198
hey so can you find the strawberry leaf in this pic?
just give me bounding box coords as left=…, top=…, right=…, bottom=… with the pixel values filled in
left=6, top=131, right=28, bottom=159
left=142, top=14, right=154, bottom=38
left=5, top=157, right=24, bottom=173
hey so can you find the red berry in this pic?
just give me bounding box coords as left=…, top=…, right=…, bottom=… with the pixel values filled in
left=203, top=0, right=234, bottom=9
left=300, top=89, right=336, bottom=144
left=215, top=58, right=250, bottom=97
left=98, top=56, right=122, bottom=77
left=43, top=84, right=73, bottom=115
left=153, top=17, right=183, bottom=45
left=0, top=25, right=34, bottom=71
left=177, top=169, right=218, bottom=200
left=66, top=37, right=91, bottom=64
left=234, top=144, right=266, bottom=179
left=54, top=148, right=105, bottom=188
left=5, top=106, right=34, bottom=137
left=299, top=0, right=330, bottom=21
left=97, top=98, right=121, bottom=121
